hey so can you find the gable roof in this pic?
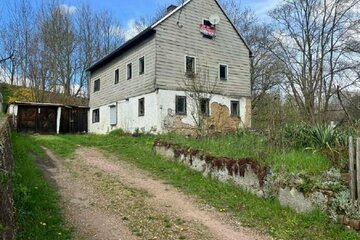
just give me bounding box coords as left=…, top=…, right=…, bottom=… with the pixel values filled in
left=88, top=0, right=252, bottom=73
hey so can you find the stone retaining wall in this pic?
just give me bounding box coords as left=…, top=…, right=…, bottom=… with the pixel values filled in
left=0, top=117, right=15, bottom=240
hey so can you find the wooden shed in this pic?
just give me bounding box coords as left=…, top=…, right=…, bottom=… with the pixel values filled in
left=8, top=102, right=88, bottom=134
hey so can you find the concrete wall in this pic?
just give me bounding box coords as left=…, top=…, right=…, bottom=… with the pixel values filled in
left=0, top=117, right=15, bottom=240
left=89, top=89, right=250, bottom=134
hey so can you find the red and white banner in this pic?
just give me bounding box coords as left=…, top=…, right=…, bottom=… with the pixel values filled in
left=199, top=24, right=216, bottom=37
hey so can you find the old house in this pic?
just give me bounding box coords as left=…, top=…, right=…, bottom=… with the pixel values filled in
left=88, top=0, right=252, bottom=134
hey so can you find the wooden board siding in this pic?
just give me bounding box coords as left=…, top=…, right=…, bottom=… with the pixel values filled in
left=154, top=0, right=251, bottom=98
left=89, top=36, right=156, bottom=108
left=17, top=106, right=57, bottom=133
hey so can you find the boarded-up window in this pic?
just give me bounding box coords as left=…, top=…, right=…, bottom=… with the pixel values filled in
left=92, top=109, right=100, bottom=123
left=139, top=57, right=145, bottom=75
left=219, top=64, right=228, bottom=81
left=115, top=69, right=119, bottom=84
left=127, top=63, right=132, bottom=80
left=176, top=96, right=187, bottom=115
left=200, top=98, right=210, bottom=116
left=109, top=105, right=117, bottom=125
left=94, top=79, right=100, bottom=92
left=138, top=98, right=145, bottom=116
left=231, top=101, right=240, bottom=117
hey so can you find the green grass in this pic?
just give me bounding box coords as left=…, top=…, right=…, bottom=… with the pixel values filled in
left=158, top=132, right=331, bottom=174
left=12, top=132, right=72, bottom=240
left=32, top=133, right=359, bottom=239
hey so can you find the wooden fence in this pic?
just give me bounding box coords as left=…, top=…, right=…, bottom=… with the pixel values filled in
left=349, top=136, right=360, bottom=202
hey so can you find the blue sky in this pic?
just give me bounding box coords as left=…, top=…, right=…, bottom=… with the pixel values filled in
left=40, top=0, right=278, bottom=25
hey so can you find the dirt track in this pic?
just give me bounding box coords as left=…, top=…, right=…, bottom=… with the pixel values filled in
left=41, top=147, right=269, bottom=240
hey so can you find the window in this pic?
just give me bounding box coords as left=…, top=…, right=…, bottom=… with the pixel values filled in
left=203, top=19, right=212, bottom=27
left=185, top=56, right=195, bottom=75
left=231, top=101, right=240, bottom=117
left=176, top=96, right=187, bottom=115
left=139, top=57, right=145, bottom=75
left=219, top=64, right=228, bottom=81
left=138, top=98, right=145, bottom=116
left=92, top=109, right=100, bottom=123
left=115, top=69, right=119, bottom=84
left=127, top=63, right=132, bottom=80
left=94, top=79, right=100, bottom=92
left=200, top=98, right=210, bottom=116
left=109, top=105, right=117, bottom=125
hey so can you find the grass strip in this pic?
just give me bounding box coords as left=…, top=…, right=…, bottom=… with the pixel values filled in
left=12, top=132, right=72, bottom=240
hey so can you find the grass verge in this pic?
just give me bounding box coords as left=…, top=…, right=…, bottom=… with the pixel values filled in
left=33, top=133, right=359, bottom=239
left=12, top=132, right=72, bottom=240
left=158, top=132, right=331, bottom=174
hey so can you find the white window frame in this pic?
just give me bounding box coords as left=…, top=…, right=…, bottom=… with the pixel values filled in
left=127, top=62, right=132, bottom=80
left=219, top=64, right=228, bottom=81
left=184, top=55, right=197, bottom=75
left=109, top=104, right=117, bottom=125
left=92, top=109, right=100, bottom=123
left=230, top=101, right=240, bottom=117
left=139, top=56, right=145, bottom=75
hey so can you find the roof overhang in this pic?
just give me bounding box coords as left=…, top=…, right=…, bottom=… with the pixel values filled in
left=87, top=28, right=156, bottom=73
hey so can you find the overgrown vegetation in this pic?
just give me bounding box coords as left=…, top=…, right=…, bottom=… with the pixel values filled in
left=12, top=132, right=72, bottom=239
left=30, top=132, right=359, bottom=239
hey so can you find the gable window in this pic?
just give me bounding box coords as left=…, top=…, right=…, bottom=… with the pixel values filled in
left=138, top=98, right=145, bottom=116
left=176, top=96, right=187, bottom=115
left=94, top=79, right=100, bottom=92
left=203, top=19, right=212, bottom=27
left=231, top=101, right=240, bottom=117
left=139, top=57, right=145, bottom=75
left=109, top=105, right=117, bottom=125
left=185, top=56, right=196, bottom=76
left=92, top=109, right=100, bottom=123
left=219, top=64, right=228, bottom=81
left=115, top=69, right=119, bottom=84
left=127, top=63, right=132, bottom=80
left=200, top=98, right=210, bottom=116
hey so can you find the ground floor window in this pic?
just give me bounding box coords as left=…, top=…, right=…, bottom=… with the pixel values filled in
left=109, top=105, right=117, bottom=125
left=92, top=109, right=100, bottom=123
left=138, top=98, right=145, bottom=116
left=176, top=96, right=187, bottom=115
left=200, top=98, right=210, bottom=116
left=231, top=101, right=240, bottom=117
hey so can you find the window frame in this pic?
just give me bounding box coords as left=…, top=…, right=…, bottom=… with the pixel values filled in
left=175, top=95, right=187, bottom=115
left=94, top=79, right=100, bottom=92
left=114, top=69, right=119, bottom=84
left=185, top=55, right=196, bottom=75
left=92, top=109, right=100, bottom=123
left=219, top=64, right=228, bottom=81
left=230, top=101, right=240, bottom=117
left=109, top=104, right=117, bottom=125
left=138, top=98, right=145, bottom=117
left=200, top=98, right=210, bottom=116
left=139, top=56, right=145, bottom=75
left=127, top=63, right=132, bottom=80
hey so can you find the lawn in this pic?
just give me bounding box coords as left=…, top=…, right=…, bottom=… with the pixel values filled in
left=30, top=131, right=358, bottom=239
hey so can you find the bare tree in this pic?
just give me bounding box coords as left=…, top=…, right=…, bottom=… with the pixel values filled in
left=268, top=0, right=360, bottom=122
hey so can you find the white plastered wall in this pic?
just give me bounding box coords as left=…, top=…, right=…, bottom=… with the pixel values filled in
left=89, top=89, right=249, bottom=134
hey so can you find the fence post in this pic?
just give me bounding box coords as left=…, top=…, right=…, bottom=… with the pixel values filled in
left=357, top=138, right=360, bottom=204
left=349, top=136, right=355, bottom=201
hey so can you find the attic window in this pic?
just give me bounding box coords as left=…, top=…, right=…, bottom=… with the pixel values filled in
left=203, top=19, right=212, bottom=27
left=200, top=19, right=216, bottom=39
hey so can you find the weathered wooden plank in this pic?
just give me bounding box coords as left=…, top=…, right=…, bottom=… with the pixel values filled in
left=349, top=136, right=355, bottom=201
left=357, top=138, right=360, bottom=204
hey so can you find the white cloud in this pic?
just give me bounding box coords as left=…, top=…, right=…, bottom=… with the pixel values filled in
left=123, top=19, right=147, bottom=41
left=58, top=4, right=77, bottom=15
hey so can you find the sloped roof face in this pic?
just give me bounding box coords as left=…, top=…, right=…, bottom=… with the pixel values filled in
left=87, top=0, right=251, bottom=73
